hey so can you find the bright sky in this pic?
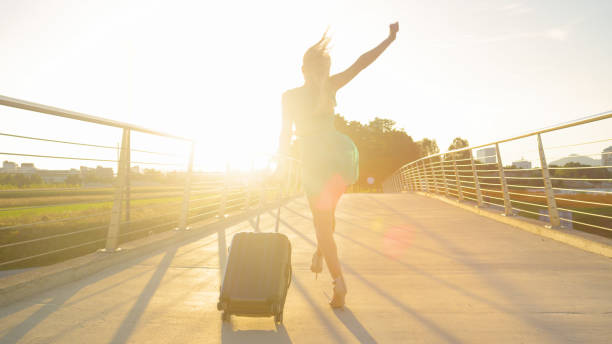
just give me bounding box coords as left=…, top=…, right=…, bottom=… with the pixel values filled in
left=1, top=0, right=611, bottom=172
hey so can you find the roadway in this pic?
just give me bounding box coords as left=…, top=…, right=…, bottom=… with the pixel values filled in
left=1, top=193, right=611, bottom=343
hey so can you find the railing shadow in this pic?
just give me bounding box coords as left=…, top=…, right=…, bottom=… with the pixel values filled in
left=0, top=222, right=238, bottom=342
left=109, top=246, right=178, bottom=343
left=275, top=210, right=462, bottom=343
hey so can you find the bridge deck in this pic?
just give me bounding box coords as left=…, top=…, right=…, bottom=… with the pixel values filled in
left=1, top=193, right=611, bottom=343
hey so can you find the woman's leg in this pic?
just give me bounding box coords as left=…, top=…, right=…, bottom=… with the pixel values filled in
left=308, top=190, right=343, bottom=279
left=314, top=198, right=337, bottom=257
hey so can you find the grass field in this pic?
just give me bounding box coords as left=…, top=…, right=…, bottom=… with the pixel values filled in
left=0, top=184, right=258, bottom=270
left=473, top=187, right=612, bottom=237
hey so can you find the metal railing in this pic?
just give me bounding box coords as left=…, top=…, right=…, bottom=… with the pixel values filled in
left=0, top=95, right=302, bottom=270
left=383, top=111, right=612, bottom=235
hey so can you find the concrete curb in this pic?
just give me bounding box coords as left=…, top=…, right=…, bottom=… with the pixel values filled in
left=0, top=197, right=298, bottom=307
left=414, top=191, right=612, bottom=259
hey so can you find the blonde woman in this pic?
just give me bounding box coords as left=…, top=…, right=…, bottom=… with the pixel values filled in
left=279, top=22, right=399, bottom=308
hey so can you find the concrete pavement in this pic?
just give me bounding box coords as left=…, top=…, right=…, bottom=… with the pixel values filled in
left=0, top=193, right=611, bottom=343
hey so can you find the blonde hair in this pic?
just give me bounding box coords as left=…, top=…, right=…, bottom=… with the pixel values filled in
left=302, top=31, right=335, bottom=112
left=302, top=30, right=331, bottom=84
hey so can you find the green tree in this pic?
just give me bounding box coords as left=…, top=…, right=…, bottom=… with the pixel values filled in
left=334, top=114, right=420, bottom=191
left=416, top=138, right=439, bottom=157
left=447, top=137, right=470, bottom=160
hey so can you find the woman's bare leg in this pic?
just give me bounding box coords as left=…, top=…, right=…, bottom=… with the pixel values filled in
left=308, top=192, right=343, bottom=279
left=314, top=199, right=336, bottom=257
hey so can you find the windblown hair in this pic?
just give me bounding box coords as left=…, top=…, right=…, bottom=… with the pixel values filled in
left=302, top=31, right=331, bottom=83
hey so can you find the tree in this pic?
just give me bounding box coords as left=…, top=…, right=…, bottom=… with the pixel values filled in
left=334, top=114, right=420, bottom=190
left=416, top=138, right=439, bottom=157
left=447, top=137, right=470, bottom=160
left=448, top=137, right=469, bottom=151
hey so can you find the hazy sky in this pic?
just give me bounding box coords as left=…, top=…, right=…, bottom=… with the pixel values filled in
left=1, top=0, right=611, bottom=171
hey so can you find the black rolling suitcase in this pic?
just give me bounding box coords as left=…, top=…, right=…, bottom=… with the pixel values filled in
left=217, top=232, right=292, bottom=323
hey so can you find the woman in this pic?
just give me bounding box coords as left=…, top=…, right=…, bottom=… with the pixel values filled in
left=278, top=22, right=399, bottom=308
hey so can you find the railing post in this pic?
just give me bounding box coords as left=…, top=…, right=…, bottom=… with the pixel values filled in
left=406, top=167, right=414, bottom=191
left=415, top=164, right=423, bottom=192
left=217, top=164, right=230, bottom=272
left=177, top=141, right=195, bottom=231
left=428, top=158, right=440, bottom=194
left=405, top=167, right=412, bottom=191
left=441, top=155, right=450, bottom=197
left=218, top=163, right=230, bottom=219
left=495, top=143, right=513, bottom=216
left=245, top=160, right=254, bottom=210
left=537, top=134, right=561, bottom=228
left=274, top=167, right=283, bottom=233
left=421, top=160, right=430, bottom=193
left=105, top=128, right=130, bottom=252
left=125, top=130, right=131, bottom=226
left=397, top=170, right=402, bottom=192
left=394, top=173, right=399, bottom=192
left=470, top=149, right=484, bottom=207
left=453, top=153, right=464, bottom=201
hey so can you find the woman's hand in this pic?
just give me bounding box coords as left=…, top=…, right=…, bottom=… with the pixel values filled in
left=389, top=22, right=399, bottom=40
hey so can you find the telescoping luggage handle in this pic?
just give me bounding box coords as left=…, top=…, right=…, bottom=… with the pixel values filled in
left=274, top=174, right=284, bottom=232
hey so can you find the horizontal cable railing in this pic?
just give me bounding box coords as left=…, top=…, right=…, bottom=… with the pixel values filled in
left=0, top=94, right=303, bottom=270
left=383, top=110, right=612, bottom=237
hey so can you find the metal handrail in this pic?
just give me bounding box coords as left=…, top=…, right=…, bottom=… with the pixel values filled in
left=0, top=95, right=192, bottom=141
left=382, top=109, right=612, bottom=235
left=407, top=110, right=612, bottom=163
left=0, top=94, right=303, bottom=270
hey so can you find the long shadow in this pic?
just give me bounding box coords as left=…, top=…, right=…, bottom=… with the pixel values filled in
left=0, top=220, right=255, bottom=342
left=283, top=205, right=456, bottom=262
left=0, top=245, right=182, bottom=343
left=109, top=246, right=178, bottom=343
left=0, top=279, right=84, bottom=343
left=275, top=215, right=462, bottom=343
left=286, top=199, right=567, bottom=332
left=365, top=195, right=571, bottom=342
left=333, top=308, right=377, bottom=344
left=37, top=249, right=222, bottom=343
left=290, top=277, right=346, bottom=343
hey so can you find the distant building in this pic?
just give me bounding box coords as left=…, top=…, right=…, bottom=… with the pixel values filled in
left=0, top=161, right=36, bottom=174
left=39, top=169, right=80, bottom=183
left=96, top=166, right=114, bottom=179
left=80, top=166, right=114, bottom=180
left=20, top=163, right=36, bottom=174
left=512, top=159, right=532, bottom=169
left=603, top=146, right=612, bottom=171
left=1, top=161, right=17, bottom=172
left=476, top=147, right=496, bottom=164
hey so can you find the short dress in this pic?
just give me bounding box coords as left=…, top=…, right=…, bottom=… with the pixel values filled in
left=285, top=88, right=359, bottom=196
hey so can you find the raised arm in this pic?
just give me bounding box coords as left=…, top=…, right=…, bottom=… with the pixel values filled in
left=330, top=22, right=399, bottom=91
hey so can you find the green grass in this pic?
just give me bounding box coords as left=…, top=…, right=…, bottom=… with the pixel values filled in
left=0, top=185, right=255, bottom=270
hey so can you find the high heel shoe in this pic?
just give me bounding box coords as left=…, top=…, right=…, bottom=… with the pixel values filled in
left=310, top=252, right=323, bottom=278
left=329, top=276, right=347, bottom=309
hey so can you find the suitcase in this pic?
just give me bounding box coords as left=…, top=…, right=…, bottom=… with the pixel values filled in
left=217, top=232, right=292, bottom=323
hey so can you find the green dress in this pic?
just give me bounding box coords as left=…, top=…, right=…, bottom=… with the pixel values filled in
left=284, top=87, right=359, bottom=196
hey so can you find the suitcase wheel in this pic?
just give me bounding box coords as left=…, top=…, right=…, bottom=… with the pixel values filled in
left=274, top=311, right=283, bottom=324
left=222, top=311, right=230, bottom=322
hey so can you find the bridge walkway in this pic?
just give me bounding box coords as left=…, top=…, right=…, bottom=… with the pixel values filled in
left=0, top=193, right=611, bottom=343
